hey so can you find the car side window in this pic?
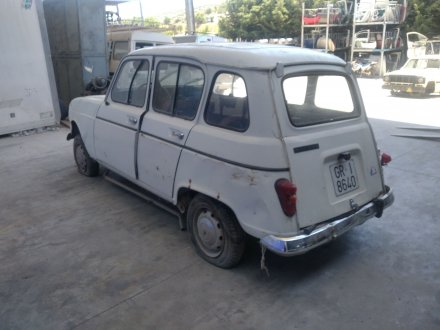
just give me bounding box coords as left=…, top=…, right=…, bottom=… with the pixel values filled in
left=152, top=62, right=204, bottom=120
left=113, top=41, right=129, bottom=60
left=205, top=73, right=249, bottom=132
left=111, top=60, right=149, bottom=107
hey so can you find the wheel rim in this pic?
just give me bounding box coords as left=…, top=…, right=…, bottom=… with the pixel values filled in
left=195, top=210, right=224, bottom=258
left=75, top=143, right=87, bottom=173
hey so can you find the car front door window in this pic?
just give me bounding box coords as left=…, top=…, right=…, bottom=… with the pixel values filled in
left=112, top=60, right=149, bottom=107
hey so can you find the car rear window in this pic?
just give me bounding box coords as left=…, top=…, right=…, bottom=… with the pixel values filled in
left=283, top=74, right=359, bottom=127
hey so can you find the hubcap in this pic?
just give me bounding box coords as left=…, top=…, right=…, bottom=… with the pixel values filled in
left=195, top=210, right=224, bottom=258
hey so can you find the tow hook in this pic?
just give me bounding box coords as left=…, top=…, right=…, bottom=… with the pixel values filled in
left=349, top=199, right=359, bottom=211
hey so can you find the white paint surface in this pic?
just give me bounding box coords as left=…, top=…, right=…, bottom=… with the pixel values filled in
left=358, top=78, right=440, bottom=127
left=0, top=0, right=59, bottom=135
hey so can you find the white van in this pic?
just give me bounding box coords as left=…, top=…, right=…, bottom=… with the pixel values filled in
left=107, top=30, right=174, bottom=74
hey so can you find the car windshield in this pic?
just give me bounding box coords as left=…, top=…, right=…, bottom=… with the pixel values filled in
left=404, top=58, right=440, bottom=69
left=283, top=74, right=359, bottom=127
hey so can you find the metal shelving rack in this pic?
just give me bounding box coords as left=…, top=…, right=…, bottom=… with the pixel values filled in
left=350, top=0, right=405, bottom=76
left=300, top=2, right=352, bottom=60
left=301, top=1, right=406, bottom=76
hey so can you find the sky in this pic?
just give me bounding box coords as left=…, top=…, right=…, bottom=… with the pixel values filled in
left=107, top=0, right=224, bottom=19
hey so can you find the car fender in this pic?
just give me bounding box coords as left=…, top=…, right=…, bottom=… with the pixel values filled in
left=67, top=95, right=105, bottom=158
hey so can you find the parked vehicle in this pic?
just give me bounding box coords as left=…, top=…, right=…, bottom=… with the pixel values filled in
left=407, top=32, right=440, bottom=59
left=383, top=55, right=440, bottom=96
left=107, top=29, right=174, bottom=75
left=67, top=44, right=394, bottom=268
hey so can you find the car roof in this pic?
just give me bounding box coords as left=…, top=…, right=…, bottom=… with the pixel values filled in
left=129, top=43, right=346, bottom=70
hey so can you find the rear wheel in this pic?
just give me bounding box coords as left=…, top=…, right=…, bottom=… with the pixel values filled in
left=187, top=194, right=245, bottom=268
left=73, top=135, right=99, bottom=177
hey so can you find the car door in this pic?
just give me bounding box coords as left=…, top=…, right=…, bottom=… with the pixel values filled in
left=279, top=67, right=384, bottom=229
left=94, top=57, right=152, bottom=180
left=137, top=60, right=205, bottom=200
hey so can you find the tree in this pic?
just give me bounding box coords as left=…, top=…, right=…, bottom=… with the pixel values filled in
left=405, top=0, right=440, bottom=37
left=163, top=16, right=171, bottom=25
left=195, top=11, right=206, bottom=26
left=219, top=0, right=301, bottom=40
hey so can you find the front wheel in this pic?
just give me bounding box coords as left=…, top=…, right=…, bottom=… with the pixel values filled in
left=187, top=195, right=245, bottom=268
left=73, top=135, right=99, bottom=177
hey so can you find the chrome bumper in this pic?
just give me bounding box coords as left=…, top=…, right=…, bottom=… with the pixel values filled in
left=382, top=83, right=426, bottom=94
left=261, top=186, right=394, bottom=256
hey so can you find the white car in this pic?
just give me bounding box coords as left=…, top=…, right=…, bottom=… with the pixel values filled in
left=68, top=43, right=394, bottom=268
left=383, top=55, right=440, bottom=96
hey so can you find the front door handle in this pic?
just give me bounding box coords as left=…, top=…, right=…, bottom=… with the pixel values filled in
left=171, top=129, right=184, bottom=140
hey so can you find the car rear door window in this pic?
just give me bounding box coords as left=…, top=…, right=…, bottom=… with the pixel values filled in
left=152, top=62, right=204, bottom=120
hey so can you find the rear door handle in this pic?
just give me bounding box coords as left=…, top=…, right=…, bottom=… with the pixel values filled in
left=171, top=129, right=184, bottom=140
left=128, top=115, right=138, bottom=125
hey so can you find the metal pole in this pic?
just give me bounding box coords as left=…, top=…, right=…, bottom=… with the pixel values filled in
left=380, top=21, right=386, bottom=76
left=325, top=3, right=330, bottom=52
left=185, top=0, right=195, bottom=35
left=301, top=2, right=304, bottom=48
left=350, top=0, right=356, bottom=63
left=139, top=0, right=144, bottom=26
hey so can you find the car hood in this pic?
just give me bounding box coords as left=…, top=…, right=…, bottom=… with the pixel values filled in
left=386, top=68, right=438, bottom=78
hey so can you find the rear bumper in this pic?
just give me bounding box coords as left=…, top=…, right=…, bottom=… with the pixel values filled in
left=260, top=186, right=394, bottom=256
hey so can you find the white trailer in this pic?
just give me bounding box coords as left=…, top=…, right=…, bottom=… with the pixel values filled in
left=0, top=0, right=59, bottom=135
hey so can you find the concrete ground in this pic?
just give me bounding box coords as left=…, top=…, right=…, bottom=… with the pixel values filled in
left=1, top=79, right=439, bottom=329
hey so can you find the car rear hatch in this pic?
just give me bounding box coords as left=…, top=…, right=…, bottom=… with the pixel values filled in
left=279, top=70, right=384, bottom=229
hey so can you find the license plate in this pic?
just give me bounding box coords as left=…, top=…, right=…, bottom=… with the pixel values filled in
left=330, top=159, right=359, bottom=196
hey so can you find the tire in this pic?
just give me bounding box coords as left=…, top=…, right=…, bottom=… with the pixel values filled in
left=426, top=82, right=435, bottom=95
left=73, top=135, right=99, bottom=177
left=187, top=194, right=245, bottom=268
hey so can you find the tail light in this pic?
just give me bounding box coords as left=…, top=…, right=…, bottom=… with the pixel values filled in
left=381, top=152, right=392, bottom=166
left=275, top=179, right=297, bottom=217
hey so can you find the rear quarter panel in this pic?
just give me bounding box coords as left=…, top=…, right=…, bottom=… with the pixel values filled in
left=174, top=150, right=299, bottom=238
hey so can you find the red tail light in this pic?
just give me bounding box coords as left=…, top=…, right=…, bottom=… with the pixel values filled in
left=381, top=152, right=392, bottom=166
left=275, top=179, right=297, bottom=217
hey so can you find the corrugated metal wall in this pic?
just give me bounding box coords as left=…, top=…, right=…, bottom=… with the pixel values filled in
left=43, top=0, right=108, bottom=118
